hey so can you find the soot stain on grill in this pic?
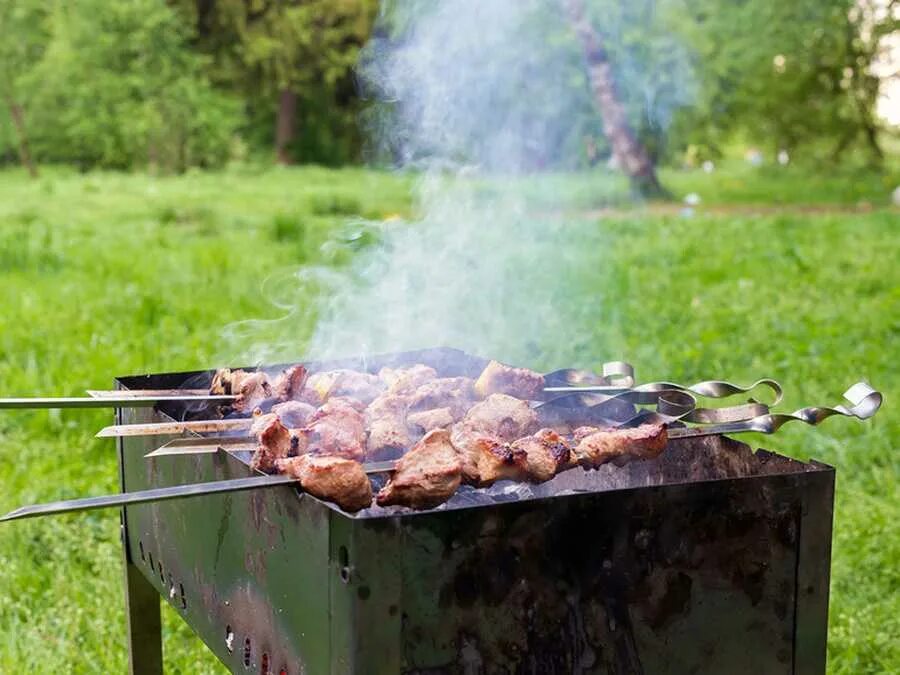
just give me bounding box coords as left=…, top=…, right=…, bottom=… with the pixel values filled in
left=213, top=494, right=233, bottom=573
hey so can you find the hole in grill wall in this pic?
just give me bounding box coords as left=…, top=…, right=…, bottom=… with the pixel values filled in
left=179, top=583, right=186, bottom=609
left=148, top=551, right=154, bottom=572
left=338, top=545, right=351, bottom=583
left=158, top=561, right=165, bottom=584
left=225, top=625, right=234, bottom=652
left=243, top=637, right=252, bottom=668
left=138, top=540, right=145, bottom=562
left=261, top=652, right=270, bottom=675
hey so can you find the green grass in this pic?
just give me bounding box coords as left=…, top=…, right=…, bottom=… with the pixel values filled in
left=0, top=164, right=897, bottom=672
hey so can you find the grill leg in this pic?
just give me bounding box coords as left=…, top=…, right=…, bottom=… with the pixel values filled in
left=122, top=522, right=163, bottom=675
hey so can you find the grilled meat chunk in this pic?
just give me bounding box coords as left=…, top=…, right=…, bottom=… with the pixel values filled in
left=459, top=393, right=538, bottom=441
left=573, top=424, right=668, bottom=468
left=250, top=417, right=295, bottom=473
left=270, top=400, right=316, bottom=428
left=271, top=365, right=308, bottom=401
left=408, top=377, right=475, bottom=417
left=211, top=368, right=273, bottom=413
left=294, top=397, right=367, bottom=461
left=303, top=370, right=384, bottom=406
left=365, top=393, right=412, bottom=460
left=510, top=428, right=573, bottom=482
left=449, top=427, right=529, bottom=485
left=277, top=455, right=373, bottom=512
left=379, top=364, right=438, bottom=395
left=474, top=360, right=544, bottom=400
left=250, top=411, right=278, bottom=437
left=407, top=407, right=456, bottom=433
left=376, top=429, right=462, bottom=509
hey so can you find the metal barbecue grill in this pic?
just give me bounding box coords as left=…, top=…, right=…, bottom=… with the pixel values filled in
left=99, top=348, right=838, bottom=674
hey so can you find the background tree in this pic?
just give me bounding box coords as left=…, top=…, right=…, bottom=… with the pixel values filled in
left=0, top=2, right=49, bottom=177
left=667, top=0, right=896, bottom=163
left=174, top=0, right=378, bottom=165
left=560, top=0, right=668, bottom=197
left=20, top=0, right=238, bottom=171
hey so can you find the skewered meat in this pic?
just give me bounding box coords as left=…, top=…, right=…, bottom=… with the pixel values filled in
left=407, top=377, right=475, bottom=417
left=250, top=411, right=278, bottom=437
left=271, top=365, right=308, bottom=401
left=276, top=455, right=373, bottom=512
left=510, top=428, right=572, bottom=482
left=250, top=401, right=316, bottom=437
left=365, top=393, right=412, bottom=460
left=376, top=429, right=462, bottom=509
left=379, top=364, right=438, bottom=395
left=457, top=393, right=538, bottom=441
left=407, top=407, right=456, bottom=433
left=250, top=417, right=295, bottom=473
left=449, top=428, right=529, bottom=485
left=211, top=368, right=273, bottom=413
left=270, top=400, right=316, bottom=428
left=305, top=369, right=385, bottom=406
left=474, top=360, right=544, bottom=400
left=448, top=393, right=538, bottom=484
left=294, top=397, right=367, bottom=461
left=573, top=424, right=667, bottom=468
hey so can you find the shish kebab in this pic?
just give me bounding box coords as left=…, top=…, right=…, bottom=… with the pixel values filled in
left=93, top=360, right=781, bottom=439
left=0, top=359, right=881, bottom=520
left=0, top=358, right=775, bottom=410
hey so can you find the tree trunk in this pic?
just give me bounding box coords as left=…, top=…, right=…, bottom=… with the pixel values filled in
left=560, top=0, right=667, bottom=199
left=275, top=88, right=297, bottom=165
left=4, top=94, right=38, bottom=178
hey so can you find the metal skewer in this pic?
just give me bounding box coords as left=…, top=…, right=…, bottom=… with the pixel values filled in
left=1, top=380, right=881, bottom=523
left=96, top=418, right=254, bottom=438
left=0, top=393, right=235, bottom=409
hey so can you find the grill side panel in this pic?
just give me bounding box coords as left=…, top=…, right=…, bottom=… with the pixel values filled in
left=119, top=405, right=333, bottom=674
left=352, top=471, right=828, bottom=674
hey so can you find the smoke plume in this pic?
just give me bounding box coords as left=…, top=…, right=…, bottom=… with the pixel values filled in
left=225, top=0, right=689, bottom=370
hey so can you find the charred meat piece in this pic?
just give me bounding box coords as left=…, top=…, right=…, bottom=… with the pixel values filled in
left=210, top=368, right=273, bottom=413
left=510, top=428, right=572, bottom=482
left=474, top=360, right=544, bottom=400
left=365, top=393, right=412, bottom=460
left=376, top=429, right=462, bottom=509
left=573, top=424, right=668, bottom=468
left=231, top=372, right=272, bottom=414
left=305, top=369, right=384, bottom=406
left=379, top=364, right=438, bottom=395
left=407, top=407, right=456, bottom=433
left=270, top=400, right=316, bottom=429
left=407, top=377, right=476, bottom=417
left=250, top=411, right=278, bottom=437
left=449, top=427, right=529, bottom=485
left=458, top=393, right=538, bottom=441
left=271, top=365, right=308, bottom=402
left=276, top=455, right=373, bottom=512
left=294, top=397, right=367, bottom=461
left=250, top=416, right=295, bottom=473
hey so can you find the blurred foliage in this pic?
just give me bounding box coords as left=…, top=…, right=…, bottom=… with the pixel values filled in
left=4, top=0, right=239, bottom=171
left=0, top=166, right=895, bottom=671
left=667, top=0, right=896, bottom=164
left=0, top=0, right=896, bottom=172
left=170, top=0, right=378, bottom=165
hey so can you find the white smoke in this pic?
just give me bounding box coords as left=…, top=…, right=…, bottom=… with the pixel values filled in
left=224, top=0, right=689, bottom=370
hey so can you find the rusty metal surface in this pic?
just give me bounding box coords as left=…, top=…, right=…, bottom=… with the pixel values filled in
left=391, top=472, right=808, bottom=674
left=115, top=348, right=836, bottom=674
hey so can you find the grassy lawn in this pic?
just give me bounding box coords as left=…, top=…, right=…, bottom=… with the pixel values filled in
left=0, top=164, right=896, bottom=673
